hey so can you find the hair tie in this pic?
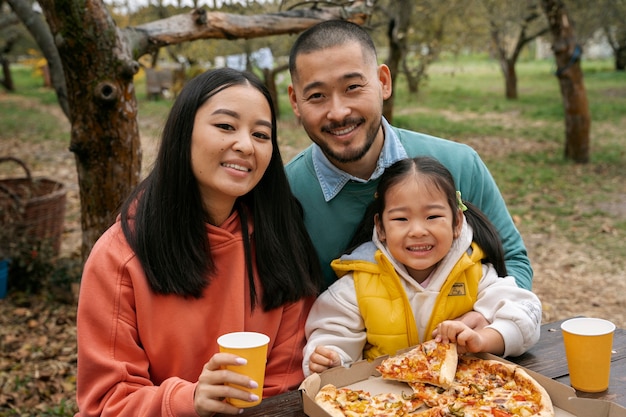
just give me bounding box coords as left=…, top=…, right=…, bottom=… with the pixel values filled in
left=456, top=191, right=468, bottom=212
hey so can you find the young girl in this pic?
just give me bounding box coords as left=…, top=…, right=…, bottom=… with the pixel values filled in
left=303, top=156, right=541, bottom=376
left=75, top=68, right=323, bottom=416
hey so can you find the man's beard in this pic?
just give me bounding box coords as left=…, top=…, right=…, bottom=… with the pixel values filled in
left=309, top=118, right=381, bottom=164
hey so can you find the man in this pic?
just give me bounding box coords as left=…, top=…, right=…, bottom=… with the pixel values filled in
left=285, top=20, right=532, bottom=292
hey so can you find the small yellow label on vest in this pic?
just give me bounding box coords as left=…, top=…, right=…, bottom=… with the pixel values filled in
left=449, top=283, right=466, bottom=296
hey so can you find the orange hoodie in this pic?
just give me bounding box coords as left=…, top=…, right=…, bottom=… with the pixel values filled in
left=75, top=211, right=313, bottom=417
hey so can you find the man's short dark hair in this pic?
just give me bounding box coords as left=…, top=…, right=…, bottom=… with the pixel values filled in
left=289, top=20, right=377, bottom=77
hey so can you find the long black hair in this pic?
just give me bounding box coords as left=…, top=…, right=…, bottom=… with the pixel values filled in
left=121, top=67, right=322, bottom=310
left=347, top=156, right=508, bottom=277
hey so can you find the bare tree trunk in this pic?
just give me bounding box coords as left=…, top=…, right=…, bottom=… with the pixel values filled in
left=39, top=0, right=142, bottom=260
left=541, top=0, right=591, bottom=163
left=489, top=16, right=518, bottom=100
left=487, top=1, right=548, bottom=100
left=1, top=34, right=16, bottom=91
left=502, top=60, right=518, bottom=99
left=1, top=56, right=14, bottom=91
left=604, top=25, right=626, bottom=71
left=383, top=0, right=413, bottom=123
left=616, top=46, right=626, bottom=71
left=383, top=18, right=402, bottom=122
left=401, top=25, right=442, bottom=96
left=262, top=63, right=288, bottom=119
left=402, top=58, right=424, bottom=94
left=0, top=9, right=20, bottom=91
left=7, top=0, right=70, bottom=118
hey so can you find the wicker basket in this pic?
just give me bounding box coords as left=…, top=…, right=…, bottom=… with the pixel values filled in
left=0, top=157, right=67, bottom=257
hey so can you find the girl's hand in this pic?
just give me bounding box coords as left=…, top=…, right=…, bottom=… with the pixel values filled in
left=456, top=310, right=489, bottom=330
left=433, top=320, right=484, bottom=354
left=308, top=346, right=342, bottom=374
left=193, top=353, right=260, bottom=416
left=433, top=320, right=504, bottom=356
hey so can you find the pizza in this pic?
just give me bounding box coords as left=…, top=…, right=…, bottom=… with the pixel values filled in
left=314, top=384, right=424, bottom=417
left=449, top=356, right=553, bottom=416
left=376, top=339, right=458, bottom=388
left=406, top=356, right=554, bottom=416
left=313, top=341, right=554, bottom=417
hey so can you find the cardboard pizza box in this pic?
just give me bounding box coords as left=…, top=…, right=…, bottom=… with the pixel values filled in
left=565, top=397, right=626, bottom=417
left=299, top=353, right=626, bottom=417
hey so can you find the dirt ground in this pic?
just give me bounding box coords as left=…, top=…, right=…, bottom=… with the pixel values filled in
left=0, top=94, right=624, bottom=413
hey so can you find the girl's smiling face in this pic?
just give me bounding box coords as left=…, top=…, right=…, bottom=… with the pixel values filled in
left=191, top=84, right=273, bottom=225
left=375, top=175, right=462, bottom=283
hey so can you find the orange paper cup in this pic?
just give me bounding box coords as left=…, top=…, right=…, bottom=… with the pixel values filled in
left=217, top=332, right=270, bottom=407
left=561, top=317, right=615, bottom=393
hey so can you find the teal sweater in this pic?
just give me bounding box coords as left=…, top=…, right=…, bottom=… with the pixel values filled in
left=285, top=126, right=532, bottom=291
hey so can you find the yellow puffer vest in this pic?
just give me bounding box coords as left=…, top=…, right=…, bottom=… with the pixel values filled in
left=331, top=242, right=485, bottom=361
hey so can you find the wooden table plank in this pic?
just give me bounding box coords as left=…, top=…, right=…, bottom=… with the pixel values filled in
left=509, top=321, right=572, bottom=378
left=224, top=390, right=305, bottom=417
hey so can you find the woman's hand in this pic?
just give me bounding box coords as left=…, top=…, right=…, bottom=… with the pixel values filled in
left=308, top=346, right=342, bottom=374
left=194, top=353, right=260, bottom=416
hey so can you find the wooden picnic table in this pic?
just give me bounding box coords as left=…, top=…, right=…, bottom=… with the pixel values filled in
left=216, top=317, right=626, bottom=416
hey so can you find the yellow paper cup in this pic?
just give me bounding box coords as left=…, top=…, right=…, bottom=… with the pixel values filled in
left=561, top=317, right=615, bottom=392
left=217, top=332, right=269, bottom=407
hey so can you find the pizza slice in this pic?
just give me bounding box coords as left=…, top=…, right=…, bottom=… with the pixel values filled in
left=484, top=366, right=554, bottom=417
left=315, top=384, right=370, bottom=417
left=447, top=356, right=555, bottom=417
left=314, top=384, right=421, bottom=417
left=376, top=340, right=458, bottom=388
left=408, top=382, right=457, bottom=408
left=370, top=391, right=424, bottom=415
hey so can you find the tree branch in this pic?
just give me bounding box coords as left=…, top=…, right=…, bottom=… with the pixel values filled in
left=0, top=11, right=20, bottom=29
left=129, top=1, right=369, bottom=58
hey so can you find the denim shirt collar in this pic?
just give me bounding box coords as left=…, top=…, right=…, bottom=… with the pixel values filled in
left=312, top=118, right=408, bottom=202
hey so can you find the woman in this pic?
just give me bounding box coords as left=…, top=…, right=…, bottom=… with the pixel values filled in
left=75, top=68, right=322, bottom=417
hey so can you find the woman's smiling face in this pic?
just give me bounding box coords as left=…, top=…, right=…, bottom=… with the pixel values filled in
left=190, top=83, right=273, bottom=224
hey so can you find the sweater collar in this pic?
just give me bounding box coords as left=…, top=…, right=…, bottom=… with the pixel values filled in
left=311, top=118, right=408, bottom=202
